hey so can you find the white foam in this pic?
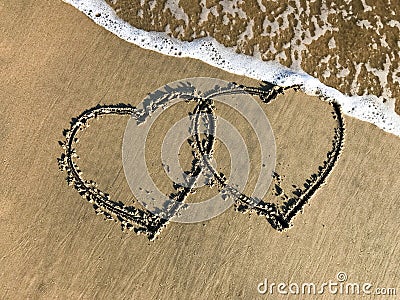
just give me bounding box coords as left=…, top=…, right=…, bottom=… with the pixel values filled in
left=328, top=37, right=336, bottom=49
left=63, top=0, right=400, bottom=137
left=256, top=0, right=266, bottom=13
left=360, top=0, right=373, bottom=12
left=164, top=0, right=189, bottom=26
left=237, top=19, right=254, bottom=47
left=388, top=19, right=400, bottom=31
left=219, top=0, right=247, bottom=19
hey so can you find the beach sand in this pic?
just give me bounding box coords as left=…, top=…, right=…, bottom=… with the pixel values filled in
left=1, top=1, right=399, bottom=299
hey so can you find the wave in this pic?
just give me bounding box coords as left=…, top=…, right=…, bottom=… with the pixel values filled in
left=63, top=0, right=400, bottom=137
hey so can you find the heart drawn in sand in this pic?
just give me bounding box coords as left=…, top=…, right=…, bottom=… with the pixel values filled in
left=58, top=78, right=345, bottom=240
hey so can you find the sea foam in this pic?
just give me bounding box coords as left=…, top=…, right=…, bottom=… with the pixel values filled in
left=63, top=0, right=400, bottom=137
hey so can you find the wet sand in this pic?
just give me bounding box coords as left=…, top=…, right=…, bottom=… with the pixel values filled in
left=107, top=0, right=400, bottom=112
left=1, top=0, right=399, bottom=299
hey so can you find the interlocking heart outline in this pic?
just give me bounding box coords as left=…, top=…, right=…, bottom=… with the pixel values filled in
left=58, top=77, right=345, bottom=240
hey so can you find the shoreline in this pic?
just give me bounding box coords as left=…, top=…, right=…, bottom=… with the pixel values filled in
left=63, top=0, right=400, bottom=137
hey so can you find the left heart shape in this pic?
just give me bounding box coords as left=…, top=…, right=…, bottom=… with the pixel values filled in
left=58, top=103, right=168, bottom=240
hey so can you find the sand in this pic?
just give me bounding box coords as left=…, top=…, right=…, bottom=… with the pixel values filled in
left=107, top=0, right=400, bottom=111
left=1, top=0, right=399, bottom=299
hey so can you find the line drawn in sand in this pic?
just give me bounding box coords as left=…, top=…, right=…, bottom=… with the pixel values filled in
left=58, top=77, right=345, bottom=240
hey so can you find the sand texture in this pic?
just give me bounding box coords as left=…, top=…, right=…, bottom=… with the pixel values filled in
left=1, top=1, right=399, bottom=299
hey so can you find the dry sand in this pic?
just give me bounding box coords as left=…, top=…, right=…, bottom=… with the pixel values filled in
left=1, top=1, right=399, bottom=299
